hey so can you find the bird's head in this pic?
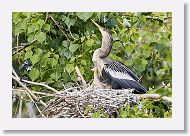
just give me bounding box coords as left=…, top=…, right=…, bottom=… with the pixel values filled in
left=91, top=19, right=111, bottom=37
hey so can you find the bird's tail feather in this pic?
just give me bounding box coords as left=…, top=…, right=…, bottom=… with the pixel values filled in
left=113, top=78, right=147, bottom=94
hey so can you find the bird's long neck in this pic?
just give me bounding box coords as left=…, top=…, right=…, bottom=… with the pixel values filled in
left=99, top=34, right=112, bottom=58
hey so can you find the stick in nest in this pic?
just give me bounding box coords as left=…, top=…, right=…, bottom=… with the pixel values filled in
left=75, top=66, right=87, bottom=87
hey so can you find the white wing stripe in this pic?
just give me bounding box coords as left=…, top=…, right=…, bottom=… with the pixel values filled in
left=106, top=68, right=135, bottom=81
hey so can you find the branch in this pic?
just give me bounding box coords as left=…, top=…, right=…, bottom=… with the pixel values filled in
left=18, top=95, right=23, bottom=118
left=16, top=34, right=19, bottom=56
left=49, top=15, right=70, bottom=40
left=21, top=79, right=58, bottom=93
left=75, top=66, right=87, bottom=87
left=146, top=16, right=172, bottom=22
left=13, top=88, right=55, bottom=97
left=136, top=94, right=172, bottom=103
left=12, top=67, right=20, bottom=79
left=12, top=75, right=47, bottom=107
left=12, top=39, right=36, bottom=56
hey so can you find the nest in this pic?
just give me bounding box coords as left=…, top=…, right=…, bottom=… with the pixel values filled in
left=41, top=86, right=137, bottom=118
left=12, top=67, right=172, bottom=118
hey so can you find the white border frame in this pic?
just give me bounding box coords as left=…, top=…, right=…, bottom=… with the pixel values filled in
left=0, top=0, right=184, bottom=130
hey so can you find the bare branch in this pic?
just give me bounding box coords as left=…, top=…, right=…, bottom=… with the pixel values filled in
left=21, top=79, right=58, bottom=93
left=136, top=94, right=172, bottom=103
left=12, top=67, right=20, bottom=80
left=16, top=34, right=19, bottom=56
left=49, top=15, right=70, bottom=40
left=12, top=39, right=36, bottom=56
left=75, top=66, right=87, bottom=87
left=12, top=75, right=47, bottom=107
left=18, top=95, right=23, bottom=118
left=13, top=88, right=55, bottom=97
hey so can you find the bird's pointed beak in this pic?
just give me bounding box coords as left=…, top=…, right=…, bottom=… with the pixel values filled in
left=91, top=19, right=104, bottom=32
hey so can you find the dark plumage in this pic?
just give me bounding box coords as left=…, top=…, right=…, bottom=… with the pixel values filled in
left=101, top=59, right=146, bottom=94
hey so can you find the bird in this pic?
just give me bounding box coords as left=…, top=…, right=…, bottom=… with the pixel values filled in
left=91, top=20, right=147, bottom=94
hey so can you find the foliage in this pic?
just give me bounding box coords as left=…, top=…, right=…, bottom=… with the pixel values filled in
left=86, top=100, right=172, bottom=118
left=12, top=12, right=172, bottom=118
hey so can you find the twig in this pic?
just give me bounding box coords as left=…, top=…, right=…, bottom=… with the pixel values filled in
left=49, top=15, right=70, bottom=40
left=12, top=39, right=36, bottom=56
left=76, top=100, right=86, bottom=118
left=69, top=28, right=77, bottom=40
left=136, top=94, right=172, bottom=103
left=45, top=12, right=49, bottom=22
left=13, top=95, right=41, bottom=104
left=14, top=98, right=20, bottom=118
left=12, top=67, right=20, bottom=80
left=12, top=75, right=46, bottom=117
left=21, top=79, right=58, bottom=93
left=146, top=16, right=172, bottom=22
left=12, top=75, right=47, bottom=107
left=18, top=95, right=23, bottom=118
left=16, top=34, right=19, bottom=56
left=75, top=66, right=87, bottom=87
left=13, top=88, right=55, bottom=97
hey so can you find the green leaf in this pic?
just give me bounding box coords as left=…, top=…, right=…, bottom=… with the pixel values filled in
left=60, top=15, right=67, bottom=21
left=20, top=18, right=28, bottom=31
left=71, top=74, right=77, bottom=82
left=12, top=13, right=22, bottom=24
left=64, top=17, right=75, bottom=28
left=125, top=60, right=133, bottom=66
left=27, top=23, right=40, bottom=34
left=65, top=64, right=74, bottom=74
left=30, top=54, right=41, bottom=65
left=91, top=112, right=100, bottom=118
left=37, top=19, right=45, bottom=27
left=24, top=50, right=33, bottom=60
left=73, top=33, right=79, bottom=39
left=43, top=24, right=50, bottom=31
left=62, top=40, right=68, bottom=47
left=141, top=59, right=148, bottom=66
left=119, top=107, right=128, bottom=118
left=50, top=58, right=58, bottom=67
left=27, top=33, right=35, bottom=44
left=22, top=12, right=33, bottom=18
left=141, top=52, right=150, bottom=58
left=80, top=37, right=86, bottom=42
left=70, top=57, right=76, bottom=62
left=86, top=39, right=94, bottom=47
left=139, top=15, right=146, bottom=22
left=14, top=26, right=23, bottom=34
left=76, top=12, right=93, bottom=22
left=69, top=44, right=79, bottom=53
left=50, top=29, right=57, bottom=34
left=61, top=49, right=72, bottom=59
left=125, top=45, right=133, bottom=53
left=131, top=33, right=139, bottom=42
left=84, top=105, right=91, bottom=114
left=27, top=25, right=35, bottom=34
left=50, top=65, right=62, bottom=81
left=156, top=88, right=165, bottom=94
left=29, top=68, right=40, bottom=81
left=81, top=60, right=87, bottom=66
left=43, top=51, right=51, bottom=58
left=35, top=32, right=46, bottom=44
left=156, top=69, right=165, bottom=76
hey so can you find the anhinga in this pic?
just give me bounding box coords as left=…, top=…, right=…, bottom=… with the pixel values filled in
left=91, top=20, right=147, bottom=94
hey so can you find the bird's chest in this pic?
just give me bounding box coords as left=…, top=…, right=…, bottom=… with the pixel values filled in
left=94, top=58, right=104, bottom=77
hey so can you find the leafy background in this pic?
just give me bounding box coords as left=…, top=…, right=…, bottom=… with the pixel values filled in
left=12, top=12, right=172, bottom=118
